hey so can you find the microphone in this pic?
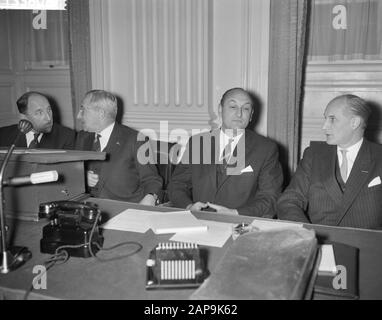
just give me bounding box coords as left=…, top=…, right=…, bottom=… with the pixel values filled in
left=1, top=119, right=35, bottom=273
left=18, top=119, right=33, bottom=134
left=3, top=170, right=58, bottom=186
left=14, top=119, right=33, bottom=146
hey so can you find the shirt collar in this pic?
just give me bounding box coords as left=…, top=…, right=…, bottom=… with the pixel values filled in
left=337, top=138, right=363, bottom=163
left=219, top=128, right=244, bottom=146
left=26, top=130, right=42, bottom=144
left=97, top=122, right=115, bottom=138
left=96, top=122, right=115, bottom=151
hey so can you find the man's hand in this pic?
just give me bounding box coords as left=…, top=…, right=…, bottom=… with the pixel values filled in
left=139, top=194, right=157, bottom=206
left=186, top=202, right=209, bottom=212
left=87, top=170, right=99, bottom=187
left=207, top=202, right=238, bottom=215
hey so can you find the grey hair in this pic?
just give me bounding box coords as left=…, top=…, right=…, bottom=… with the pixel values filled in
left=83, top=90, right=118, bottom=120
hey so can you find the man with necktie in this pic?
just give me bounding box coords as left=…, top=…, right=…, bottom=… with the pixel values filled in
left=0, top=91, right=75, bottom=149
left=277, top=94, right=382, bottom=229
left=75, top=90, right=162, bottom=205
left=168, top=88, right=283, bottom=217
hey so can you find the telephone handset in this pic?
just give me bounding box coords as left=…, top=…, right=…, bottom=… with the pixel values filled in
left=39, top=200, right=100, bottom=223
left=39, top=200, right=104, bottom=258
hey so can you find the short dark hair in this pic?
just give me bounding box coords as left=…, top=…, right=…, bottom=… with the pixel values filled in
left=330, top=94, right=371, bottom=128
left=16, top=91, right=46, bottom=114
left=220, top=87, right=253, bottom=108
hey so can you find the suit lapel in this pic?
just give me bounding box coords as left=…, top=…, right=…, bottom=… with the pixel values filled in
left=215, top=130, right=249, bottom=192
left=96, top=124, right=123, bottom=191
left=336, top=140, right=374, bottom=225
left=319, top=145, right=343, bottom=207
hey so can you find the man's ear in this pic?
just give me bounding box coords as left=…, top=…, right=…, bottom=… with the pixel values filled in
left=351, top=116, right=362, bottom=130
left=99, top=108, right=106, bottom=119
left=19, top=113, right=27, bottom=121
left=218, top=103, right=222, bottom=116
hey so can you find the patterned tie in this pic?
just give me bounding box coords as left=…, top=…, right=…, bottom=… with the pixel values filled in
left=340, top=149, right=348, bottom=183
left=28, top=133, right=40, bottom=148
left=222, top=138, right=234, bottom=165
left=92, top=133, right=101, bottom=152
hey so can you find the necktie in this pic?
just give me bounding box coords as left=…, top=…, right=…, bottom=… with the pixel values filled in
left=340, top=149, right=348, bottom=183
left=92, top=133, right=101, bottom=152
left=222, top=138, right=234, bottom=165
left=28, top=133, right=40, bottom=148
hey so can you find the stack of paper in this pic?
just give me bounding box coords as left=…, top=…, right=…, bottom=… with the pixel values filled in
left=170, top=220, right=235, bottom=248
left=101, top=208, right=155, bottom=233
left=150, top=211, right=208, bottom=234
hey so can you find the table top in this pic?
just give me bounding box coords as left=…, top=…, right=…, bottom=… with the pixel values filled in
left=1, top=197, right=382, bottom=300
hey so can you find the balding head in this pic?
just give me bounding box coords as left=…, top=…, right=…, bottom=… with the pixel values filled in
left=328, top=94, right=371, bottom=129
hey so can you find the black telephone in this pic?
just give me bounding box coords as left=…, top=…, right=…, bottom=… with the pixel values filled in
left=39, top=200, right=104, bottom=258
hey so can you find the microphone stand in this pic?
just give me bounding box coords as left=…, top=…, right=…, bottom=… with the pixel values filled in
left=0, top=120, right=32, bottom=273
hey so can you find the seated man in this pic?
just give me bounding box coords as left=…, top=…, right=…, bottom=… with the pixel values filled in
left=0, top=91, right=75, bottom=149
left=75, top=89, right=162, bottom=205
left=277, top=94, right=382, bottom=229
left=168, top=88, right=283, bottom=217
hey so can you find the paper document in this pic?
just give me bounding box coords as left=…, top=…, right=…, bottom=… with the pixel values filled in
left=250, top=219, right=303, bottom=231
left=170, top=220, right=235, bottom=248
left=150, top=210, right=208, bottom=234
left=318, top=244, right=337, bottom=275
left=101, top=208, right=156, bottom=233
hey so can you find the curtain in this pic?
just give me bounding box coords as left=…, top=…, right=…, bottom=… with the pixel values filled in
left=267, top=0, right=309, bottom=183
left=308, top=0, right=382, bottom=61
left=67, top=0, right=92, bottom=129
left=24, top=10, right=69, bottom=68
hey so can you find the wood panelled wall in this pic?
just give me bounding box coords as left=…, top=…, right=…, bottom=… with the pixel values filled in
left=301, top=61, right=382, bottom=155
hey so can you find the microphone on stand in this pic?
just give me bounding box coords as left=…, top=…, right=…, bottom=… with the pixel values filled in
left=3, top=170, right=58, bottom=186
left=0, top=120, right=57, bottom=274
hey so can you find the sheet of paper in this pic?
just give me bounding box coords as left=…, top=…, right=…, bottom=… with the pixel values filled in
left=318, top=244, right=337, bottom=275
left=170, top=220, right=235, bottom=248
left=250, top=219, right=303, bottom=231
left=150, top=210, right=208, bottom=234
left=101, top=208, right=156, bottom=233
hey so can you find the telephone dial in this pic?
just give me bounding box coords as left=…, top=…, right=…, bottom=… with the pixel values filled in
left=39, top=200, right=104, bottom=258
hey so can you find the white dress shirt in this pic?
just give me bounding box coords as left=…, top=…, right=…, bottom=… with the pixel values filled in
left=26, top=131, right=42, bottom=147
left=97, top=122, right=115, bottom=151
left=337, top=138, right=363, bottom=180
left=219, top=129, right=244, bottom=161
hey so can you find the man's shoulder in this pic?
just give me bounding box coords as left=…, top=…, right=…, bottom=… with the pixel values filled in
left=116, top=123, right=138, bottom=134
left=0, top=124, right=18, bottom=133
left=244, top=130, right=278, bottom=149
left=366, top=139, right=382, bottom=158
left=52, top=123, right=76, bottom=135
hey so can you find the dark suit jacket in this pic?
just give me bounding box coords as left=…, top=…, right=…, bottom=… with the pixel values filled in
left=0, top=123, right=76, bottom=149
left=168, top=129, right=283, bottom=217
left=75, top=123, right=162, bottom=203
left=277, top=140, right=382, bottom=229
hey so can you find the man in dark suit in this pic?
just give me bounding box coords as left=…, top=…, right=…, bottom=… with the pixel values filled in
left=168, top=88, right=283, bottom=217
left=0, top=91, right=75, bottom=149
left=277, top=94, right=382, bottom=229
left=75, top=90, right=162, bottom=205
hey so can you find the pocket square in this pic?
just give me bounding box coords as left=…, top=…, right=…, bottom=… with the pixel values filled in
left=368, top=176, right=381, bottom=188
left=241, top=165, right=253, bottom=173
